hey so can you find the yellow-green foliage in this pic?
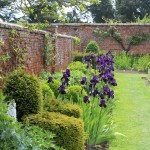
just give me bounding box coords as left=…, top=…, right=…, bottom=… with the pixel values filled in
left=41, top=81, right=54, bottom=100
left=43, top=98, right=82, bottom=118
left=68, top=61, right=87, bottom=74
left=66, top=85, right=87, bottom=103
left=25, top=111, right=85, bottom=150
left=48, top=79, right=60, bottom=98
left=3, top=69, right=42, bottom=121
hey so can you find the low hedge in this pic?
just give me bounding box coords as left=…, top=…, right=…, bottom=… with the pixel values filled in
left=43, top=98, right=82, bottom=118
left=25, top=111, right=85, bottom=150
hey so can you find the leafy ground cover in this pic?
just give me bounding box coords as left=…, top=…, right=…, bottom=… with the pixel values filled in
left=110, top=72, right=150, bottom=150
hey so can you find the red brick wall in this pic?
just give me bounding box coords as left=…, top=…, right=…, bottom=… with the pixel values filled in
left=48, top=23, right=150, bottom=54
left=0, top=22, right=75, bottom=88
left=0, top=22, right=46, bottom=76
left=54, top=34, right=74, bottom=72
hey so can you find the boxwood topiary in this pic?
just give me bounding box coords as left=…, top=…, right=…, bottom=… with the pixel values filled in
left=48, top=79, right=60, bottom=98
left=65, top=85, right=87, bottom=103
left=25, top=111, right=85, bottom=150
left=3, top=69, right=42, bottom=121
left=85, top=40, right=99, bottom=54
left=43, top=98, right=82, bottom=118
left=41, top=81, right=54, bottom=100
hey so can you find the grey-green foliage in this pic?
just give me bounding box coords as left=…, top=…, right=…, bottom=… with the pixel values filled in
left=0, top=96, right=63, bottom=150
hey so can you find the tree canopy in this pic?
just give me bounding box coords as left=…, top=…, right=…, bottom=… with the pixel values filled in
left=88, top=0, right=114, bottom=23
left=115, top=0, right=150, bottom=22
left=0, top=0, right=150, bottom=23
left=13, top=0, right=99, bottom=23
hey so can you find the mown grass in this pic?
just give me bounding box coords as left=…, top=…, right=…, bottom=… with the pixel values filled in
left=109, top=73, right=150, bottom=150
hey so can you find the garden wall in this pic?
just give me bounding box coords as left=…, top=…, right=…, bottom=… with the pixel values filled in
left=0, top=22, right=75, bottom=88
left=47, top=23, right=150, bottom=54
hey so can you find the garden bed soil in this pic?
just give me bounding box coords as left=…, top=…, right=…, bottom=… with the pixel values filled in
left=85, top=142, right=109, bottom=150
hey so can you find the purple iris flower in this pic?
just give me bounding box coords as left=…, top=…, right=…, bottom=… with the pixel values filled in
left=48, top=76, right=53, bottom=83
left=108, top=58, right=114, bottom=64
left=90, top=76, right=99, bottom=84
left=100, top=64, right=105, bottom=70
left=108, top=90, right=114, bottom=99
left=102, top=75, right=107, bottom=83
left=58, top=85, right=66, bottom=94
left=109, top=65, right=114, bottom=71
left=93, top=88, right=99, bottom=97
left=90, top=54, right=95, bottom=59
left=106, top=51, right=112, bottom=56
left=64, top=78, right=69, bottom=86
left=84, top=96, right=90, bottom=103
left=81, top=77, right=87, bottom=85
left=110, top=79, right=117, bottom=86
left=104, top=56, right=109, bottom=62
left=66, top=69, right=70, bottom=77
left=107, top=72, right=114, bottom=80
left=62, top=72, right=68, bottom=79
left=99, top=99, right=107, bottom=108
left=87, top=56, right=91, bottom=62
left=99, top=92, right=105, bottom=99
left=103, top=85, right=110, bottom=94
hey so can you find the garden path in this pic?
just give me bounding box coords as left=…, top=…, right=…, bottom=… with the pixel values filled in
left=109, top=73, right=150, bottom=150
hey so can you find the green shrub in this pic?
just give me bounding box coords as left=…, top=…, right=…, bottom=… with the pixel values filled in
left=0, top=90, right=5, bottom=101
left=72, top=52, right=94, bottom=62
left=69, top=70, right=86, bottom=85
left=136, top=55, right=150, bottom=71
left=43, top=98, right=82, bottom=118
left=68, top=61, right=88, bottom=74
left=147, top=62, right=150, bottom=70
left=48, top=79, right=61, bottom=98
left=41, top=81, right=54, bottom=100
left=65, top=85, right=87, bottom=103
left=3, top=69, right=42, bottom=121
left=85, top=40, right=99, bottom=53
left=25, top=111, right=85, bottom=150
left=114, top=52, right=132, bottom=69
left=69, top=70, right=86, bottom=86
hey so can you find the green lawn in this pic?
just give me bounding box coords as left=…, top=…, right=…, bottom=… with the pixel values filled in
left=109, top=73, right=150, bottom=150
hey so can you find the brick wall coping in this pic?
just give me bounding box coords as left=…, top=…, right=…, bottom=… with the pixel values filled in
left=55, top=33, right=75, bottom=39
left=49, top=23, right=150, bottom=27
left=0, top=21, right=47, bottom=34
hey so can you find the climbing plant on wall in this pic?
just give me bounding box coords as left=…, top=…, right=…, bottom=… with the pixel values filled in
left=44, top=32, right=56, bottom=72
left=93, top=26, right=150, bottom=54
left=8, top=29, right=28, bottom=69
